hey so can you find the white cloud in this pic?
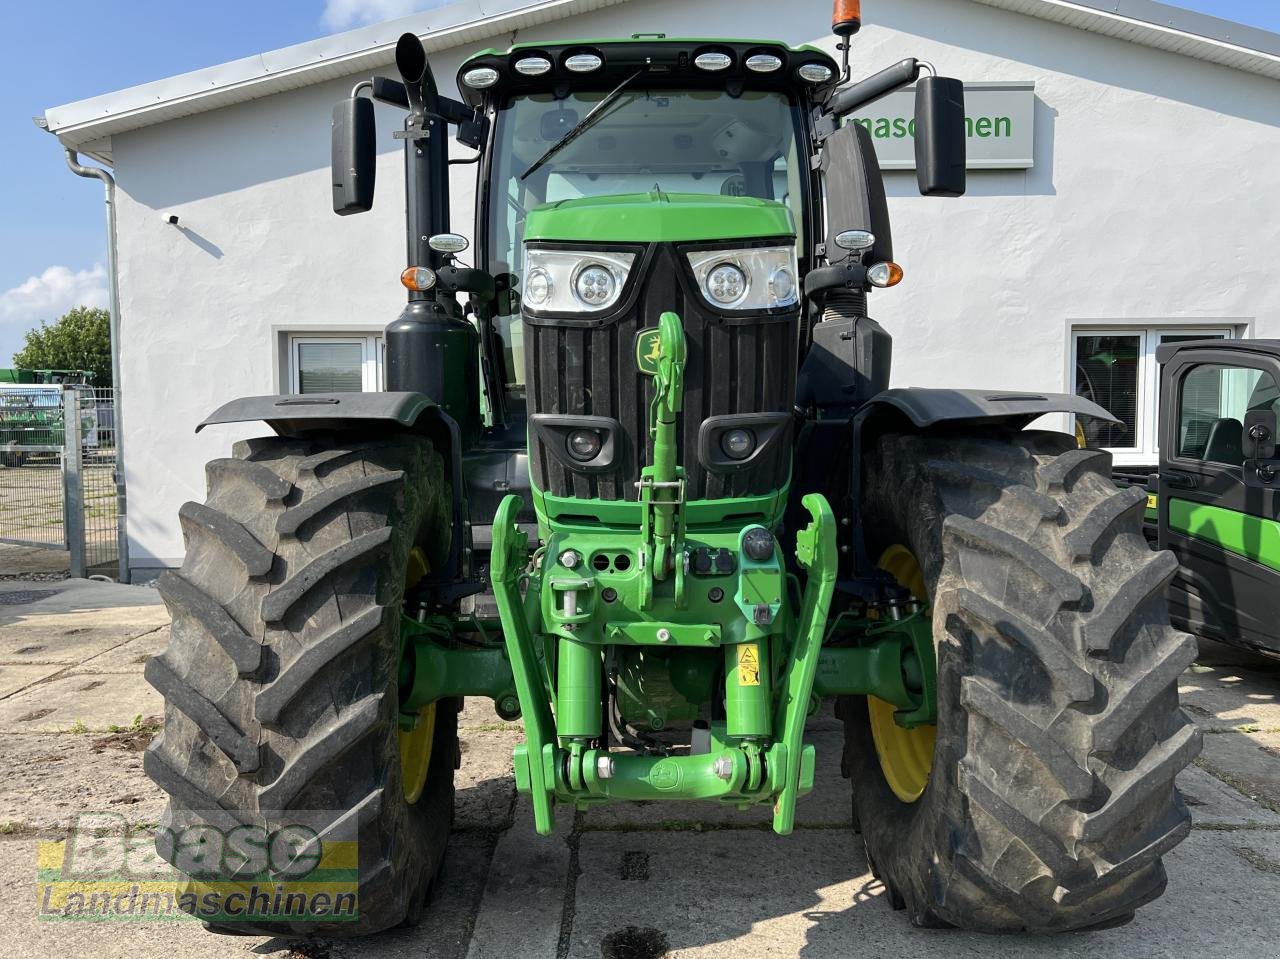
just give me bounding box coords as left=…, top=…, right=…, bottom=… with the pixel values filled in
left=322, top=0, right=453, bottom=31
left=0, top=264, right=108, bottom=329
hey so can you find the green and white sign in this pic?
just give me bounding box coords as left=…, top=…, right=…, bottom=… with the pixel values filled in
left=850, top=81, right=1035, bottom=171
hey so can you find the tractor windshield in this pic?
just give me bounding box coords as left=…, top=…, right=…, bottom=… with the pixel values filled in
left=484, top=87, right=806, bottom=411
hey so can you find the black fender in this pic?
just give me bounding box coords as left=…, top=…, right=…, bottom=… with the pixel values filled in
left=196, top=391, right=467, bottom=591
left=196, top=390, right=443, bottom=435
left=855, top=387, right=1119, bottom=431
left=839, top=387, right=1119, bottom=584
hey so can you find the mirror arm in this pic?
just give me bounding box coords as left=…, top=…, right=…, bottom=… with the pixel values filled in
left=828, top=57, right=920, bottom=118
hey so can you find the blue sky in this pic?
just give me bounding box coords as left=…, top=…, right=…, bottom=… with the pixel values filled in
left=1, top=0, right=1277, bottom=363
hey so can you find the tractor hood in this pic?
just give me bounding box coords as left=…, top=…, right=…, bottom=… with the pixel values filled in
left=523, top=192, right=796, bottom=244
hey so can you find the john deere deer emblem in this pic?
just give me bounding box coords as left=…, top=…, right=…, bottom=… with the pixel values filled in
left=635, top=328, right=662, bottom=375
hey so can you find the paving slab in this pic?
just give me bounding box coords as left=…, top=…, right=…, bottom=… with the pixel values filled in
left=0, top=622, right=154, bottom=666
left=466, top=799, right=573, bottom=959
left=0, top=663, right=65, bottom=699
left=7, top=577, right=165, bottom=611
left=71, top=627, right=169, bottom=673
left=0, top=838, right=284, bottom=959
left=1180, top=662, right=1280, bottom=732
left=0, top=671, right=163, bottom=733
left=1178, top=765, right=1280, bottom=828
left=0, top=728, right=164, bottom=834
left=335, top=831, right=500, bottom=959
left=566, top=827, right=1280, bottom=959
left=1197, top=730, right=1280, bottom=812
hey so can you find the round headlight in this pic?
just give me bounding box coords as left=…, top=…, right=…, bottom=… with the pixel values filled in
left=574, top=264, right=617, bottom=308
left=797, top=63, right=833, bottom=83
left=705, top=263, right=748, bottom=306
left=514, top=56, right=552, bottom=76
left=566, top=429, right=602, bottom=462
left=695, top=52, right=732, bottom=71
left=768, top=267, right=795, bottom=304
left=565, top=53, right=602, bottom=73
left=525, top=267, right=553, bottom=306
left=745, top=54, right=783, bottom=73
left=463, top=67, right=500, bottom=89
left=721, top=428, right=755, bottom=460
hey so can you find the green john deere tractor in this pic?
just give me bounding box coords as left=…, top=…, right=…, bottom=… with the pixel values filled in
left=145, top=2, right=1201, bottom=937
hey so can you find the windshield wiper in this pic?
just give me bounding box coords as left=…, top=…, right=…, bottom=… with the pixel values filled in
left=519, top=68, right=647, bottom=181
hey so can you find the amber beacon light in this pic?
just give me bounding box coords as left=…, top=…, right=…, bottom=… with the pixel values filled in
left=832, top=0, right=862, bottom=36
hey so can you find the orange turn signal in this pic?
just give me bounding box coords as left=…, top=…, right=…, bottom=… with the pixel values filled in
left=867, top=262, right=903, bottom=288
left=832, top=0, right=861, bottom=36
left=401, top=267, right=437, bottom=292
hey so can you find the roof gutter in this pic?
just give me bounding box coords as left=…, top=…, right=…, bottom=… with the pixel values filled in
left=63, top=148, right=130, bottom=583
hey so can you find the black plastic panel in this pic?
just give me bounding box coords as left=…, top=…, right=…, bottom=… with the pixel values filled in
left=524, top=243, right=799, bottom=501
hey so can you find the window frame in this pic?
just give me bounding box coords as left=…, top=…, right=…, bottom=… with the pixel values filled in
left=1071, top=325, right=1235, bottom=465
left=288, top=334, right=384, bottom=395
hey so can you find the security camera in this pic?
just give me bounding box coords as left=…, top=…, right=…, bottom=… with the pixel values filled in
left=163, top=214, right=179, bottom=225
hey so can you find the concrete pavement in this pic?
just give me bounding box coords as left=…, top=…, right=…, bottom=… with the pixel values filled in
left=0, top=579, right=1278, bottom=958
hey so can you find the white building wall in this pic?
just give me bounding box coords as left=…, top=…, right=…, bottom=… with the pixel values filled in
left=110, top=0, right=1280, bottom=571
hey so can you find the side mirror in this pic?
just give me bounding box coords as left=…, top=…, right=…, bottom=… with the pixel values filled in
left=331, top=97, right=377, bottom=215
left=914, top=76, right=966, bottom=197
left=1244, top=409, right=1278, bottom=460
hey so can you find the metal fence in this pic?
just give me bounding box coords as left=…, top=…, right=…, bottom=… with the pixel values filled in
left=0, top=385, right=122, bottom=578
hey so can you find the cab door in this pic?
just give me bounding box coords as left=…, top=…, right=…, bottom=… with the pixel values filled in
left=1157, top=345, right=1280, bottom=654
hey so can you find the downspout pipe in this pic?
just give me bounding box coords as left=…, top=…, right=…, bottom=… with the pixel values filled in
left=63, top=148, right=130, bottom=583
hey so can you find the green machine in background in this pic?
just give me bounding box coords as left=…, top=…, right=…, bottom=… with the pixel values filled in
left=144, top=0, right=1202, bottom=939
left=0, top=369, right=94, bottom=385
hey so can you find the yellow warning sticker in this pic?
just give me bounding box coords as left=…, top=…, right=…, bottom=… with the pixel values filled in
left=1146, top=494, right=1158, bottom=510
left=738, top=643, right=761, bottom=686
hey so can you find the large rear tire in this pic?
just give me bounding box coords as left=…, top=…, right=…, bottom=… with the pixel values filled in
left=145, top=431, right=456, bottom=936
left=841, top=429, right=1201, bottom=932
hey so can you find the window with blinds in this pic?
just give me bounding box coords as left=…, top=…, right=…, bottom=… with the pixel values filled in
left=289, top=336, right=382, bottom=394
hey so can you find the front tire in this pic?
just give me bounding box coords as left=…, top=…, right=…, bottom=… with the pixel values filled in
left=842, top=429, right=1201, bottom=932
left=145, top=432, right=456, bottom=936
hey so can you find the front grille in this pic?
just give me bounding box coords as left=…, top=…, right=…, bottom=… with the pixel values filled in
left=524, top=243, right=799, bottom=501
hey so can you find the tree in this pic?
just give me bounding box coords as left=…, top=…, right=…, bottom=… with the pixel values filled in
left=12, top=306, right=112, bottom=387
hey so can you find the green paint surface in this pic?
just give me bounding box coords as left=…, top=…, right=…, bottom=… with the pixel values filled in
left=525, top=192, right=795, bottom=244
left=1169, top=498, right=1280, bottom=572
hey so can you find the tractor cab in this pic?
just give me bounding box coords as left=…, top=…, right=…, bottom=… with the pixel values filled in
left=458, top=40, right=830, bottom=529
left=462, top=40, right=824, bottom=435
